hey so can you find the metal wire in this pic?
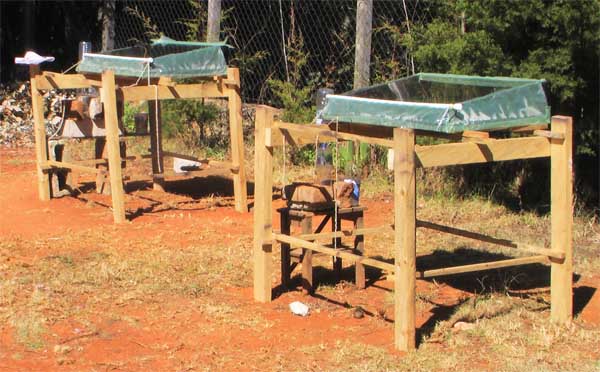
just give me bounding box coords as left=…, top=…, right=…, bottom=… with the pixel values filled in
left=114, top=0, right=432, bottom=104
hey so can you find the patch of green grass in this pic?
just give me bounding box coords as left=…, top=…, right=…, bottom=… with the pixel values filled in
left=11, top=311, right=46, bottom=350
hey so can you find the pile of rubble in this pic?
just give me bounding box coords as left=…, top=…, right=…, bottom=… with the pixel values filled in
left=0, top=82, right=72, bottom=147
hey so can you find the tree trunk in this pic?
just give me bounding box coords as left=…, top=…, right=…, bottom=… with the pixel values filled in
left=353, top=0, right=372, bottom=89
left=207, top=0, right=221, bottom=42
left=101, top=0, right=115, bottom=51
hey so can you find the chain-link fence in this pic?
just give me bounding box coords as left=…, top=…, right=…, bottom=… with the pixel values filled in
left=115, top=0, right=432, bottom=103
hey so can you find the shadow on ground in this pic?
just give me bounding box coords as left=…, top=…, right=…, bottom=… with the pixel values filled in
left=274, top=245, right=593, bottom=345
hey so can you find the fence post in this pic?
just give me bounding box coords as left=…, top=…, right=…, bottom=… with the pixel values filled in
left=207, top=0, right=221, bottom=42
left=100, top=0, right=115, bottom=51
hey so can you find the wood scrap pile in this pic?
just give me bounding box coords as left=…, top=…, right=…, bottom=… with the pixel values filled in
left=0, top=82, right=73, bottom=146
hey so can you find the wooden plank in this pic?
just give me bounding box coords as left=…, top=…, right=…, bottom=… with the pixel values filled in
left=415, top=136, right=551, bottom=168
left=36, top=72, right=101, bottom=90
left=298, top=225, right=392, bottom=240
left=253, top=106, right=275, bottom=302
left=29, top=65, right=51, bottom=201
left=148, top=100, right=165, bottom=192
left=462, top=130, right=490, bottom=139
left=550, top=116, right=573, bottom=324
left=534, top=129, right=565, bottom=140
left=416, top=220, right=565, bottom=260
left=78, top=155, right=143, bottom=166
left=273, top=233, right=394, bottom=272
left=45, top=160, right=105, bottom=174
left=394, top=127, right=416, bottom=351
left=276, top=234, right=549, bottom=281
left=119, top=83, right=226, bottom=102
left=510, top=124, right=548, bottom=133
left=419, top=255, right=549, bottom=278
left=101, top=70, right=127, bottom=223
left=274, top=121, right=394, bottom=148
left=227, top=68, right=248, bottom=212
left=274, top=122, right=551, bottom=169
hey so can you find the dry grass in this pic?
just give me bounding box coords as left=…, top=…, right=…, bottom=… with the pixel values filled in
left=1, top=150, right=599, bottom=368
left=0, top=226, right=254, bottom=351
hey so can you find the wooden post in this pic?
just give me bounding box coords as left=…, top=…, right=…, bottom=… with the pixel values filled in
left=29, top=65, right=51, bottom=201
left=227, top=68, right=248, bottom=212
left=253, top=106, right=274, bottom=302
left=550, top=116, right=573, bottom=323
left=207, top=0, right=221, bottom=42
left=101, top=70, right=126, bottom=223
left=301, top=216, right=314, bottom=294
left=393, top=127, right=416, bottom=351
left=148, top=100, right=165, bottom=192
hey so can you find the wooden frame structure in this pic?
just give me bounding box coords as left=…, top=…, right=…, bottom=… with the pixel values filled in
left=29, top=65, right=248, bottom=223
left=252, top=105, right=573, bottom=351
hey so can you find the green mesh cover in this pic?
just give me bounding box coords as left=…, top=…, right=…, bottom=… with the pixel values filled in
left=319, top=73, right=550, bottom=133
left=77, top=37, right=230, bottom=78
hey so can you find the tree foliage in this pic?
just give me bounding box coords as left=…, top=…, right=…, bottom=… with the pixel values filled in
left=405, top=0, right=600, bottom=172
left=397, top=0, right=600, bottom=208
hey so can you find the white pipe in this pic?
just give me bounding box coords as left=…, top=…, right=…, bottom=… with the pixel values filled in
left=82, top=52, right=153, bottom=63
left=326, top=94, right=462, bottom=110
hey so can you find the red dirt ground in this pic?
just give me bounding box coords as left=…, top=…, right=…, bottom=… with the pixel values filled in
left=1, top=148, right=598, bottom=371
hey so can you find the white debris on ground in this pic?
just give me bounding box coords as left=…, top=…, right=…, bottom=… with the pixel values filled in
left=289, top=301, right=310, bottom=316
left=0, top=82, right=74, bottom=147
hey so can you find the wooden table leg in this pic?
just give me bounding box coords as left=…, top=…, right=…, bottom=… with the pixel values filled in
left=280, top=209, right=292, bottom=288
left=354, top=211, right=366, bottom=289
left=95, top=138, right=109, bottom=194
left=301, top=215, right=314, bottom=294
left=148, top=100, right=165, bottom=192
left=332, top=211, right=342, bottom=279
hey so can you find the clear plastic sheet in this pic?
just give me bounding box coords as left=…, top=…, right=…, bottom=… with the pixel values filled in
left=77, top=37, right=229, bottom=78
left=319, top=73, right=550, bottom=133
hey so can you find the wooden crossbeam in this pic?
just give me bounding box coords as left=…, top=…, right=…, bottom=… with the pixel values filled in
left=416, top=220, right=564, bottom=260
left=273, top=233, right=394, bottom=272
left=415, top=136, right=551, bottom=167
left=510, top=124, right=548, bottom=133
left=273, top=233, right=550, bottom=279
left=271, top=122, right=551, bottom=168
left=418, top=255, right=549, bottom=278
left=118, top=82, right=226, bottom=102
left=534, top=130, right=565, bottom=140
left=298, top=225, right=392, bottom=241
left=44, top=160, right=104, bottom=174
left=35, top=72, right=101, bottom=90
left=273, top=121, right=394, bottom=148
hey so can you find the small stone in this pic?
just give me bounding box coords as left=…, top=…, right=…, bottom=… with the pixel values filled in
left=53, top=345, right=72, bottom=354
left=453, top=321, right=475, bottom=331
left=352, top=306, right=365, bottom=319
